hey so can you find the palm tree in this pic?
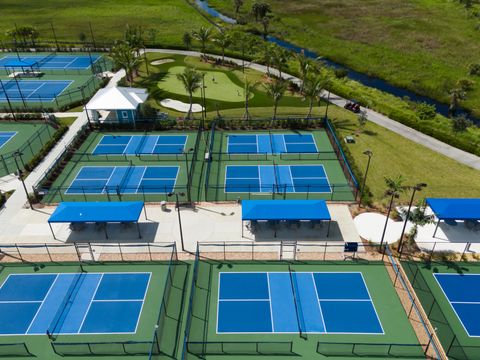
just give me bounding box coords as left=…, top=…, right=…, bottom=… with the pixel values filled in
left=296, top=51, right=311, bottom=93
left=192, top=26, right=212, bottom=56
left=213, top=31, right=232, bottom=64
left=402, top=204, right=435, bottom=252
left=271, top=46, right=291, bottom=78
left=264, top=79, right=288, bottom=122
left=109, top=41, right=140, bottom=84
left=183, top=32, right=192, bottom=50
left=124, top=25, right=144, bottom=57
left=303, top=75, right=325, bottom=118
left=234, top=0, right=244, bottom=19
left=243, top=78, right=258, bottom=120
left=176, top=67, right=203, bottom=120
left=261, top=16, right=270, bottom=39
left=230, top=31, right=251, bottom=72
left=379, top=175, right=408, bottom=249
left=448, top=87, right=466, bottom=117
left=251, top=1, right=271, bottom=21
left=255, top=43, right=274, bottom=75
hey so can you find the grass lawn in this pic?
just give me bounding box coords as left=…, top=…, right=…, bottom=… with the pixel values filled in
left=0, top=0, right=210, bottom=47
left=209, top=0, right=480, bottom=116
left=328, top=107, right=480, bottom=203
left=57, top=117, right=78, bottom=127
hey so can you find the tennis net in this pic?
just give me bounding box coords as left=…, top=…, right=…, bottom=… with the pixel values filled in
left=38, top=52, right=57, bottom=66
left=288, top=265, right=306, bottom=339
left=273, top=161, right=280, bottom=193
left=118, top=163, right=134, bottom=194
left=269, top=131, right=275, bottom=154
left=47, top=269, right=87, bottom=340
left=136, top=132, right=148, bottom=155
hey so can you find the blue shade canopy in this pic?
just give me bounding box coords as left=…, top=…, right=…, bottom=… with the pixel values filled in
left=48, top=202, right=144, bottom=223
left=242, top=200, right=331, bottom=221
left=4, top=59, right=38, bottom=67
left=426, top=198, right=480, bottom=221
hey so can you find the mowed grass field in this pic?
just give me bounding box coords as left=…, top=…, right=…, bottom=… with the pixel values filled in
left=0, top=0, right=209, bottom=46
left=209, top=0, right=480, bottom=116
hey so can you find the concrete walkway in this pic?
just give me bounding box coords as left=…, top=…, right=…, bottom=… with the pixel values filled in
left=146, top=49, right=480, bottom=170
left=0, top=112, right=88, bottom=227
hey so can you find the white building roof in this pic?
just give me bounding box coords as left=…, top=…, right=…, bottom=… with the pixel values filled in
left=85, top=87, right=148, bottom=111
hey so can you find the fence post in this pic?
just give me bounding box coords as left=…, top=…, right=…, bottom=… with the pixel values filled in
left=45, top=243, right=53, bottom=262
left=15, top=244, right=23, bottom=261
left=118, top=243, right=124, bottom=261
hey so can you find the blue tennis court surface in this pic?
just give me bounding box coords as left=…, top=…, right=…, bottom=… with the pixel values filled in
left=66, top=166, right=179, bottom=194
left=434, top=274, right=480, bottom=337
left=0, top=272, right=150, bottom=335
left=227, top=134, right=318, bottom=154
left=217, top=272, right=383, bottom=334
left=0, top=54, right=100, bottom=70
left=0, top=131, right=16, bottom=150
left=0, top=80, right=72, bottom=102
left=225, top=165, right=331, bottom=193
left=93, top=135, right=188, bottom=155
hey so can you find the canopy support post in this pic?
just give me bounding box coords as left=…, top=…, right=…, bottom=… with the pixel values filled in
left=137, top=222, right=142, bottom=239
left=241, top=220, right=244, bottom=238
left=327, top=220, right=331, bottom=238
left=104, top=223, right=109, bottom=239
left=48, top=222, right=56, bottom=240
left=433, top=220, right=440, bottom=238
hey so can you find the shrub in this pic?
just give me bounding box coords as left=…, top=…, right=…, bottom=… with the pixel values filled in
left=415, top=102, right=436, bottom=120
left=468, top=63, right=480, bottom=75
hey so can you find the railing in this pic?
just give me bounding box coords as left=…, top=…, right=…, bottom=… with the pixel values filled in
left=51, top=340, right=156, bottom=356
left=182, top=244, right=200, bottom=360
left=0, top=343, right=33, bottom=357
left=385, top=246, right=443, bottom=360
left=0, top=121, right=55, bottom=177
left=324, top=117, right=359, bottom=194
left=186, top=341, right=295, bottom=356
left=0, top=242, right=176, bottom=263
left=316, top=341, right=426, bottom=358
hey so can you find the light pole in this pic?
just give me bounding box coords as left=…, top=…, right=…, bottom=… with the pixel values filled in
left=398, top=183, right=427, bottom=257
left=183, top=148, right=194, bottom=204
left=13, top=151, right=33, bottom=210
left=358, top=150, right=373, bottom=204
left=379, top=189, right=399, bottom=257
left=168, top=192, right=186, bottom=251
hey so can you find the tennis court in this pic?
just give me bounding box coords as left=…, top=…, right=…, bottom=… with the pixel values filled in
left=66, top=166, right=179, bottom=194
left=0, top=131, right=16, bottom=150
left=93, top=135, right=188, bottom=155
left=0, top=54, right=100, bottom=70
left=227, top=133, right=318, bottom=154
left=434, top=274, right=480, bottom=337
left=0, top=272, right=150, bottom=336
left=217, top=272, right=383, bottom=334
left=225, top=165, right=331, bottom=193
left=0, top=79, right=73, bottom=102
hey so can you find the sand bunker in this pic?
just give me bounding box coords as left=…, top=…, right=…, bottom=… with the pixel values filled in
left=150, top=59, right=175, bottom=65
left=160, top=98, right=204, bottom=113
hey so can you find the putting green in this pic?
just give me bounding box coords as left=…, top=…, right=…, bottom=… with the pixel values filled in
left=159, top=66, right=248, bottom=102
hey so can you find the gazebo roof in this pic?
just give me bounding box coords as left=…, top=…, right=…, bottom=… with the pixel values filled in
left=85, top=87, right=148, bottom=111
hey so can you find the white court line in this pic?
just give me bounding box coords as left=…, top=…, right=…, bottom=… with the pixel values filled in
left=0, top=300, right=42, bottom=304
left=134, top=166, right=148, bottom=194
left=132, top=272, right=152, bottom=334
left=266, top=273, right=275, bottom=333
left=358, top=272, right=385, bottom=335
left=77, top=273, right=103, bottom=334
left=122, top=136, right=134, bottom=155
left=25, top=274, right=60, bottom=334
left=0, top=131, right=17, bottom=150
left=25, top=82, right=47, bottom=99
left=63, top=57, right=78, bottom=69
left=311, top=273, right=327, bottom=333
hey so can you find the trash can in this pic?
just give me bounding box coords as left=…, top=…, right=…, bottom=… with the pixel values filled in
left=161, top=201, right=167, bottom=211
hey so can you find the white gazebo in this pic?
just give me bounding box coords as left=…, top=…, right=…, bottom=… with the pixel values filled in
left=85, top=87, right=148, bottom=124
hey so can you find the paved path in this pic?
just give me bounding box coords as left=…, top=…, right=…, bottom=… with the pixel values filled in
left=147, top=49, right=480, bottom=170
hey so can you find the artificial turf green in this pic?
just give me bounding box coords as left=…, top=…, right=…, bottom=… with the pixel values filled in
left=187, top=260, right=423, bottom=360
left=159, top=66, right=248, bottom=103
